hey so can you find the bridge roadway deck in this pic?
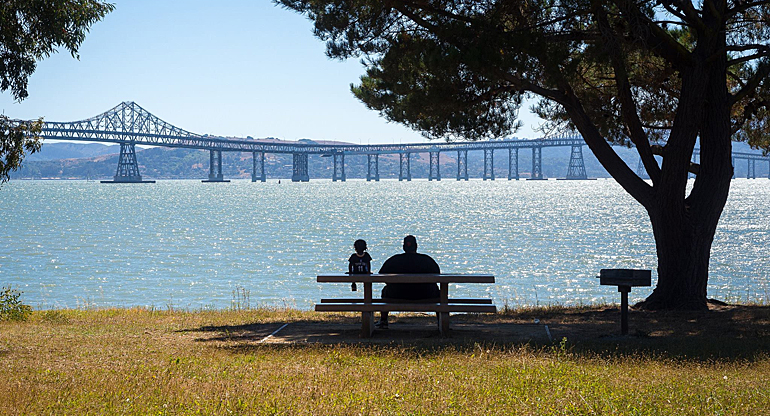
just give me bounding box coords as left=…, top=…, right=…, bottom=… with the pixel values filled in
left=26, top=101, right=770, bottom=161
left=37, top=125, right=770, bottom=161
left=40, top=125, right=586, bottom=154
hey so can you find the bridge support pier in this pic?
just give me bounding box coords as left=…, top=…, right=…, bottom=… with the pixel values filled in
left=292, top=153, right=310, bottom=182
left=399, top=153, right=411, bottom=181
left=332, top=153, right=346, bottom=182
left=562, top=145, right=589, bottom=180
left=748, top=159, right=756, bottom=179
left=252, top=151, right=266, bottom=182
left=483, top=149, right=495, bottom=180
left=429, top=151, right=441, bottom=181
left=202, top=149, right=229, bottom=182
left=528, top=147, right=545, bottom=180
left=732, top=157, right=736, bottom=179
left=457, top=150, right=468, bottom=180
left=101, top=142, right=155, bottom=183
left=508, top=148, right=519, bottom=180
left=367, top=154, right=380, bottom=181
left=636, top=158, right=647, bottom=179
left=689, top=153, right=699, bottom=179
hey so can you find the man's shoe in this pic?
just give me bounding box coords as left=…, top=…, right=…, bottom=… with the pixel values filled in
left=375, top=320, right=388, bottom=329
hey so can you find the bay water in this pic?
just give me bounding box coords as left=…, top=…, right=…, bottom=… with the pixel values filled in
left=1, top=179, right=768, bottom=310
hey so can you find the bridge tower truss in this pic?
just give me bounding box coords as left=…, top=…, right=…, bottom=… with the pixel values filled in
left=252, top=151, right=266, bottom=182
left=748, top=158, right=756, bottom=179
left=399, top=153, right=411, bottom=181
left=529, top=147, right=545, bottom=180
left=483, top=149, right=495, bottom=180
left=508, top=148, right=519, bottom=180
left=292, top=153, right=310, bottom=182
left=429, top=151, right=441, bottom=181
left=565, top=145, right=588, bottom=180
left=333, top=153, right=346, bottom=182
left=457, top=150, right=468, bottom=181
left=367, top=154, right=380, bottom=181
left=101, top=142, right=154, bottom=183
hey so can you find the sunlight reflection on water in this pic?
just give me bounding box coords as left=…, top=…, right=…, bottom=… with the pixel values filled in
left=1, top=179, right=768, bottom=309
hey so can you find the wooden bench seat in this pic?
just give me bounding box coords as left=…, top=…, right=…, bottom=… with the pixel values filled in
left=316, top=301, right=497, bottom=313
left=319, top=298, right=493, bottom=305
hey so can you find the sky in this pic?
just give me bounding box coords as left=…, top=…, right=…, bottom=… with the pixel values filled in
left=0, top=1, right=543, bottom=145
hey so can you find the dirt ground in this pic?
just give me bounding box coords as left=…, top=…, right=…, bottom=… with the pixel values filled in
left=188, top=304, right=770, bottom=358
left=263, top=318, right=551, bottom=345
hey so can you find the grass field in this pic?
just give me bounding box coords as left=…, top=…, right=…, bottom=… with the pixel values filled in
left=1, top=305, right=768, bottom=415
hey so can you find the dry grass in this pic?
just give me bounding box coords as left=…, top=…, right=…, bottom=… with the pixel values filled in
left=1, top=305, right=768, bottom=415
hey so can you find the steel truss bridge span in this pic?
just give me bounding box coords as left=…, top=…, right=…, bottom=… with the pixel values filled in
left=34, top=101, right=770, bottom=182
left=41, top=102, right=586, bottom=152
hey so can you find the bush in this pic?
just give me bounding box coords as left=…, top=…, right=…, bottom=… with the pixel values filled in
left=0, top=287, right=32, bottom=321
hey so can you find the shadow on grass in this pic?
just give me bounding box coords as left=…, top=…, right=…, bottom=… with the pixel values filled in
left=177, top=322, right=292, bottom=343
left=180, top=305, right=770, bottom=362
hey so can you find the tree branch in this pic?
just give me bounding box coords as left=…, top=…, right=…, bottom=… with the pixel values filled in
left=726, top=0, right=770, bottom=18
left=509, top=21, right=656, bottom=205
left=731, top=97, right=769, bottom=134
left=390, top=3, right=440, bottom=34
left=492, top=69, right=565, bottom=101
left=401, top=0, right=476, bottom=24
left=731, top=60, right=770, bottom=105
left=641, top=123, right=673, bottom=131
left=726, top=43, right=770, bottom=52
left=659, top=2, right=688, bottom=21
left=727, top=51, right=769, bottom=66
left=465, top=85, right=520, bottom=107
left=612, top=0, right=694, bottom=70
left=653, top=20, right=692, bottom=26
left=561, top=85, right=654, bottom=206
left=660, top=0, right=707, bottom=30
left=593, top=0, right=661, bottom=184
left=726, top=69, right=747, bottom=89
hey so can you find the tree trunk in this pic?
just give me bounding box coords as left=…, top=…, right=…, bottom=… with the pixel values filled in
left=636, top=10, right=733, bottom=310
left=639, top=205, right=714, bottom=310
left=539, top=3, right=736, bottom=311
left=638, top=153, right=732, bottom=311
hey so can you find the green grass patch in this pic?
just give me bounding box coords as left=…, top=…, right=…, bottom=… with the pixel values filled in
left=0, top=287, right=32, bottom=322
left=1, top=306, right=768, bottom=415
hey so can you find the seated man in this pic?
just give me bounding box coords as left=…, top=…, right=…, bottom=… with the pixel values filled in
left=377, top=235, right=440, bottom=328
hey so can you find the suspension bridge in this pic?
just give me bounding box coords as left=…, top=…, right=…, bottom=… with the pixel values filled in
left=32, top=101, right=770, bottom=183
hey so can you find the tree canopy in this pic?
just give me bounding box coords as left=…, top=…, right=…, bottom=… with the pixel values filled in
left=0, top=0, right=114, bottom=183
left=279, top=0, right=770, bottom=309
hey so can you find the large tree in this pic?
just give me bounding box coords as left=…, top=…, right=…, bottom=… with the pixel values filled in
left=0, top=0, right=114, bottom=183
left=279, top=0, right=770, bottom=310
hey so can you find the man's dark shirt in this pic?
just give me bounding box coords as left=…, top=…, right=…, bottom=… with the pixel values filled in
left=379, top=252, right=440, bottom=300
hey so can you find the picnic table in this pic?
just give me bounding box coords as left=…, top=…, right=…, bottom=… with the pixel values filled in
left=316, top=273, right=496, bottom=337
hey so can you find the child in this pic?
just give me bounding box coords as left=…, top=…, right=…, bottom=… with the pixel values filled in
left=348, top=239, right=372, bottom=291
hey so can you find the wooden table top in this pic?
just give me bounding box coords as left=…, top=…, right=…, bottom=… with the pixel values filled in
left=317, top=274, right=495, bottom=284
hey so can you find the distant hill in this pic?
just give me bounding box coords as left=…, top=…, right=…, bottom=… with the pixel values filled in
left=24, top=142, right=119, bottom=161
left=10, top=140, right=767, bottom=180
